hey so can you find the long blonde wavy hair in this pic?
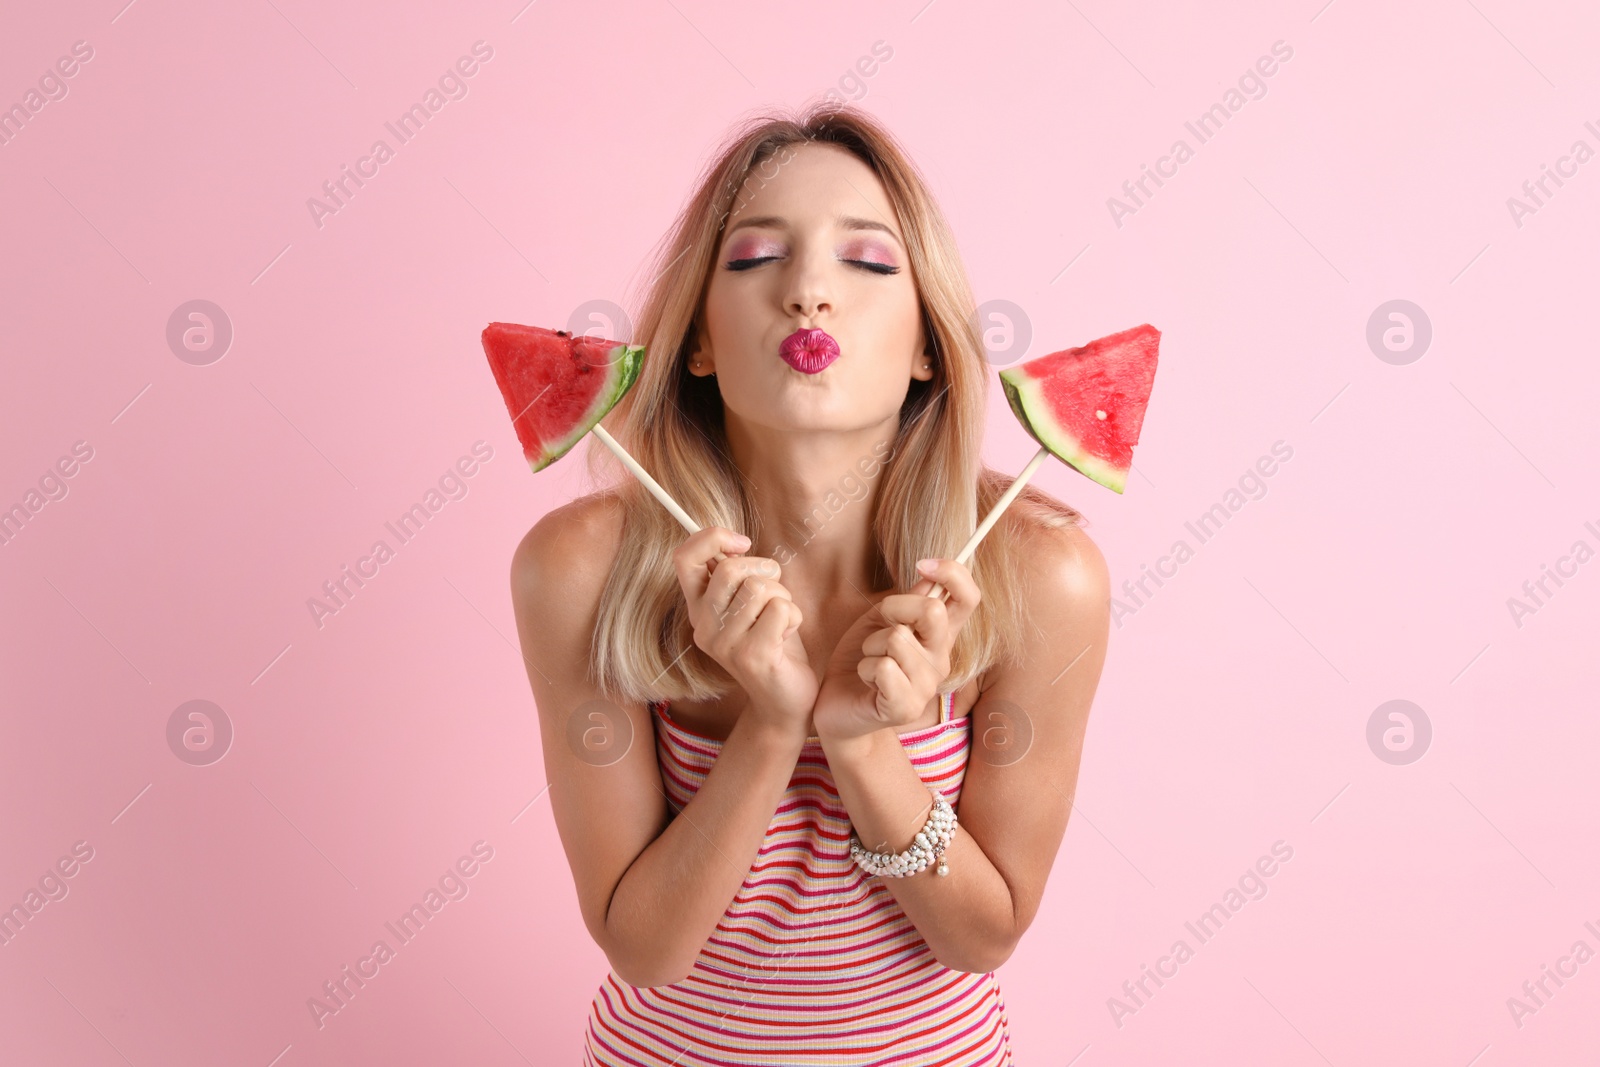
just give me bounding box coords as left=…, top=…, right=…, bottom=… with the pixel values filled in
left=583, top=102, right=1083, bottom=706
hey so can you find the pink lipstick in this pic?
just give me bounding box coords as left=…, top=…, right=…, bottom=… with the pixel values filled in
left=779, top=328, right=840, bottom=374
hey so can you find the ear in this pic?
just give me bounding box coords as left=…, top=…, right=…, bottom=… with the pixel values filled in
left=911, top=341, right=936, bottom=382
left=912, top=312, right=937, bottom=382
left=688, top=319, right=716, bottom=377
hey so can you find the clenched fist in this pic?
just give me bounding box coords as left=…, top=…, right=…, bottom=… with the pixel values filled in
left=812, top=557, right=981, bottom=742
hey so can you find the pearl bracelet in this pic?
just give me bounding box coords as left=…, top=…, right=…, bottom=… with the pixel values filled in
left=849, top=788, right=958, bottom=878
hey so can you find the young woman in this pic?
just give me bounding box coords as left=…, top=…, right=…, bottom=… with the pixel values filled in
left=511, top=104, right=1111, bottom=1065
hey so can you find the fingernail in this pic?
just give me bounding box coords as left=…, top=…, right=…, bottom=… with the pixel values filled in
left=732, top=534, right=751, bottom=549
left=916, top=558, right=937, bottom=574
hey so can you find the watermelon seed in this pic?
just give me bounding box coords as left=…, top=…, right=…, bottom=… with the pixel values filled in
left=1095, top=409, right=1107, bottom=420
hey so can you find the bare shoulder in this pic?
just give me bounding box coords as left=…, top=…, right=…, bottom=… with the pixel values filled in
left=1003, top=503, right=1111, bottom=619
left=1023, top=512, right=1109, bottom=602
left=509, top=490, right=626, bottom=636
left=511, top=490, right=626, bottom=587
left=972, top=505, right=1110, bottom=698
left=505, top=489, right=674, bottom=980
left=954, top=505, right=1112, bottom=960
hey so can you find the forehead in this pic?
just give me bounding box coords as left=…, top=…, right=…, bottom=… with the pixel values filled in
left=724, top=141, right=897, bottom=231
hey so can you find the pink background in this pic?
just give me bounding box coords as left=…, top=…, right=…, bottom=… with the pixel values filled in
left=3, top=0, right=1597, bottom=1063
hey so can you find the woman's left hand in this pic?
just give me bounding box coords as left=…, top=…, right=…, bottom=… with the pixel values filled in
left=813, top=558, right=982, bottom=742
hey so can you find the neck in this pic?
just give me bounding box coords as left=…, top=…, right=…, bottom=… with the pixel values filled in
left=724, top=414, right=898, bottom=600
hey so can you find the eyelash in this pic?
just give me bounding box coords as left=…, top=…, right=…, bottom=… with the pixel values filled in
left=726, top=256, right=899, bottom=275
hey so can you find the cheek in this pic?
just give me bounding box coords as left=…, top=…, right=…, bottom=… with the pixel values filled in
left=701, top=278, right=752, bottom=345
left=861, top=291, right=925, bottom=365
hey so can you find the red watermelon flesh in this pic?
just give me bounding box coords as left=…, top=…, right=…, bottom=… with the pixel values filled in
left=998, top=324, right=1160, bottom=494
left=482, top=322, right=645, bottom=472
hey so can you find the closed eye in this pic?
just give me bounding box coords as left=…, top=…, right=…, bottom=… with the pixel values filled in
left=725, top=256, right=900, bottom=275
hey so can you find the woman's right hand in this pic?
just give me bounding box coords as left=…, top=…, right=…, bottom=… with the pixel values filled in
left=672, top=526, right=817, bottom=735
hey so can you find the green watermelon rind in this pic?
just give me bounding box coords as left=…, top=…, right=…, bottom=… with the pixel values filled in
left=529, top=342, right=645, bottom=472
left=999, top=370, right=1128, bottom=494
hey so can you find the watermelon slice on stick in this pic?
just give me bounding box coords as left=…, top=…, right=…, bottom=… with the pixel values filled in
left=923, top=323, right=1160, bottom=600
left=481, top=322, right=704, bottom=534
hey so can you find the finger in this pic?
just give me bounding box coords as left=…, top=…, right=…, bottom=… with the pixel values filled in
left=885, top=623, right=945, bottom=693
left=781, top=599, right=804, bottom=639
left=858, top=620, right=925, bottom=657
left=708, top=557, right=787, bottom=623
left=910, top=557, right=981, bottom=632
left=743, top=595, right=793, bottom=654
left=858, top=654, right=915, bottom=720
left=855, top=655, right=888, bottom=720
left=713, top=574, right=791, bottom=644
left=673, top=527, right=751, bottom=604
left=875, top=593, right=949, bottom=654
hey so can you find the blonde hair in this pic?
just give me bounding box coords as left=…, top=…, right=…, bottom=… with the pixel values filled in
left=583, top=102, right=1083, bottom=705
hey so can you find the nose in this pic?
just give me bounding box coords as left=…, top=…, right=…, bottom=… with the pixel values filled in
left=783, top=242, right=833, bottom=322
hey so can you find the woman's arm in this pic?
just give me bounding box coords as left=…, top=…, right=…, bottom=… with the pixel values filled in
left=822, top=520, right=1111, bottom=972
left=511, top=500, right=808, bottom=987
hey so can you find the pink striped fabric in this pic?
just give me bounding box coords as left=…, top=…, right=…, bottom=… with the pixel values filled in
left=582, top=690, right=1014, bottom=1066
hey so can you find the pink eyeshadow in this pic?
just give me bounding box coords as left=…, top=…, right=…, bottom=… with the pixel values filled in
left=724, top=238, right=782, bottom=261
left=844, top=240, right=897, bottom=266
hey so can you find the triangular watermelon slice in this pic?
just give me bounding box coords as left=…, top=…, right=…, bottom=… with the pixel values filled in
left=482, top=322, right=644, bottom=472
left=999, top=324, right=1160, bottom=494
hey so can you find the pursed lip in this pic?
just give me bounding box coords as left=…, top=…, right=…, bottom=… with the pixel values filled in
left=779, top=328, right=840, bottom=373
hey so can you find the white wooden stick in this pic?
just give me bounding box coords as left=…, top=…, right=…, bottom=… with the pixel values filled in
left=925, top=444, right=1050, bottom=600
left=591, top=423, right=701, bottom=535
left=591, top=423, right=1052, bottom=591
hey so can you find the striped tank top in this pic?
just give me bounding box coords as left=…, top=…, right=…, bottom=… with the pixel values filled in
left=582, top=690, right=1014, bottom=1066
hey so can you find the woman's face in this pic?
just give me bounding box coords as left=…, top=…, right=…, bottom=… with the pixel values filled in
left=693, top=141, right=933, bottom=433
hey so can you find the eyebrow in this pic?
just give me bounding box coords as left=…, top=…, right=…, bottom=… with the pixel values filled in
left=724, top=214, right=904, bottom=248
